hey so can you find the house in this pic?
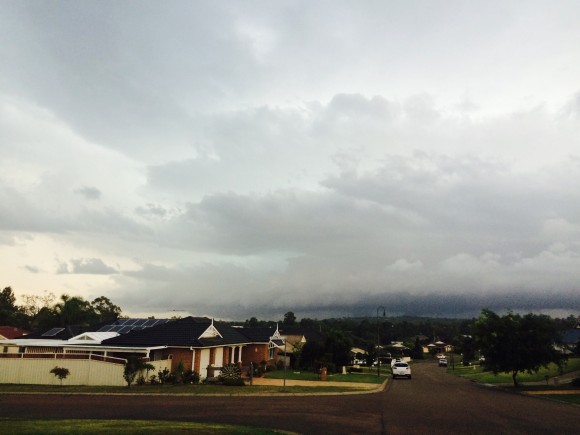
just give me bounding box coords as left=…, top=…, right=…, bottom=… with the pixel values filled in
left=233, top=325, right=284, bottom=368
left=1, top=316, right=283, bottom=385
left=428, top=340, right=453, bottom=355
left=102, top=317, right=283, bottom=378
left=561, top=320, right=580, bottom=354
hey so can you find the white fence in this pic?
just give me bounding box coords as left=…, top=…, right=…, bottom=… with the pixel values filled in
left=0, top=355, right=171, bottom=386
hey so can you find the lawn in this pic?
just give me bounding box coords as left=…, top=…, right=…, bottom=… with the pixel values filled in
left=449, top=357, right=580, bottom=384
left=263, top=369, right=386, bottom=384
left=0, top=418, right=282, bottom=434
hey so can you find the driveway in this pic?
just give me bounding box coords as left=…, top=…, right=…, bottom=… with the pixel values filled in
left=1, top=361, right=578, bottom=434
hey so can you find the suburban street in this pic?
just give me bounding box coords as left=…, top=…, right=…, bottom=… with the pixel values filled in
left=1, top=361, right=578, bottom=434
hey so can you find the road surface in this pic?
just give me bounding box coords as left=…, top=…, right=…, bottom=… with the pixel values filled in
left=1, top=361, right=578, bottom=434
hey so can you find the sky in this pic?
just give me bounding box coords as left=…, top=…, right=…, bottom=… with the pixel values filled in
left=1, top=1, right=580, bottom=321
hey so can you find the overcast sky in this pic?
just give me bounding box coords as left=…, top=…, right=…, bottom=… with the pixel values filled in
left=1, top=1, right=580, bottom=320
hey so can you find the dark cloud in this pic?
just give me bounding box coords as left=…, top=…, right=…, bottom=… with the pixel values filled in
left=74, top=186, right=101, bottom=200
left=58, top=258, right=117, bottom=275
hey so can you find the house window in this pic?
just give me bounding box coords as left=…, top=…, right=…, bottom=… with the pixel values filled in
left=3, top=346, right=7, bottom=353
left=269, top=347, right=275, bottom=360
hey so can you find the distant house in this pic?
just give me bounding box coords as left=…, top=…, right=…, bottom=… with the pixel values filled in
left=349, top=346, right=368, bottom=364
left=428, top=340, right=453, bottom=355
left=0, top=326, right=30, bottom=340
left=561, top=320, right=580, bottom=354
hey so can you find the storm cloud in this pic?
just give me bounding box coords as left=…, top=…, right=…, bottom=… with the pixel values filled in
left=1, top=1, right=579, bottom=320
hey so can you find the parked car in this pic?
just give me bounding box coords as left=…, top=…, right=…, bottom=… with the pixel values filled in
left=438, top=358, right=448, bottom=367
left=392, top=362, right=412, bottom=379
left=390, top=358, right=402, bottom=368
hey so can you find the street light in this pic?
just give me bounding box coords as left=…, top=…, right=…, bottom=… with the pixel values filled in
left=377, top=306, right=386, bottom=378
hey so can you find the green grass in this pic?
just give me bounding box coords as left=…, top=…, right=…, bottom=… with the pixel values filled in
left=449, top=357, right=580, bottom=384
left=263, top=370, right=386, bottom=384
left=0, top=418, right=282, bottom=434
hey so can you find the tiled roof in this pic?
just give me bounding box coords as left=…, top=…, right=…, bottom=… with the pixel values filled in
left=0, top=326, right=30, bottom=339
left=102, top=317, right=251, bottom=347
left=279, top=326, right=326, bottom=343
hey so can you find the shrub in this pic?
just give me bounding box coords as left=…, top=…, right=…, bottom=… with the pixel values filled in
left=136, top=375, right=146, bottom=386
left=571, top=377, right=580, bottom=387
left=182, top=369, right=200, bottom=384
left=157, top=368, right=174, bottom=384
left=266, top=364, right=277, bottom=372
left=325, top=362, right=336, bottom=374
left=276, top=360, right=285, bottom=370
left=222, top=377, right=245, bottom=386
left=123, top=356, right=155, bottom=387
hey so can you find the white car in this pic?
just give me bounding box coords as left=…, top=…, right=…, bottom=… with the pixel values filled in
left=392, top=362, right=412, bottom=379
left=390, top=358, right=402, bottom=368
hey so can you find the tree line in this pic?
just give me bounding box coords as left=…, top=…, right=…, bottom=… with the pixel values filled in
left=3, top=287, right=576, bottom=386
left=0, top=286, right=122, bottom=331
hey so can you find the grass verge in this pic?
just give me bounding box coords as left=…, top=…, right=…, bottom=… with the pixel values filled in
left=0, top=383, right=367, bottom=395
left=448, top=357, right=580, bottom=384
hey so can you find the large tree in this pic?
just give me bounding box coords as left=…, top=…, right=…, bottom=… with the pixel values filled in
left=472, top=309, right=565, bottom=386
left=283, top=311, right=296, bottom=325
left=91, top=296, right=122, bottom=323
left=0, top=287, right=19, bottom=324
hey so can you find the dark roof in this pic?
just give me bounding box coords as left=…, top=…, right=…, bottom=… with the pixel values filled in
left=562, top=328, right=580, bottom=345
left=21, top=325, right=97, bottom=340
left=102, top=317, right=251, bottom=348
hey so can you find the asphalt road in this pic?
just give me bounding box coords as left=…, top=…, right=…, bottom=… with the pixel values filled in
left=1, top=361, right=578, bottom=434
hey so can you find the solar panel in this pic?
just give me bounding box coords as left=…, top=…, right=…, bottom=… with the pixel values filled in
left=96, top=318, right=171, bottom=335
left=42, top=327, right=65, bottom=337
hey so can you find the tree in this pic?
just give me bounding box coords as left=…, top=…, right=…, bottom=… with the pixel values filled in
left=0, top=287, right=19, bottom=324
left=472, top=309, right=565, bottom=387
left=55, top=294, right=95, bottom=326
left=20, top=292, right=56, bottom=329
left=50, top=366, right=70, bottom=386
left=410, top=337, right=424, bottom=359
left=324, top=330, right=354, bottom=368
left=283, top=311, right=296, bottom=326
left=91, top=296, right=122, bottom=323
left=123, top=355, right=155, bottom=387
